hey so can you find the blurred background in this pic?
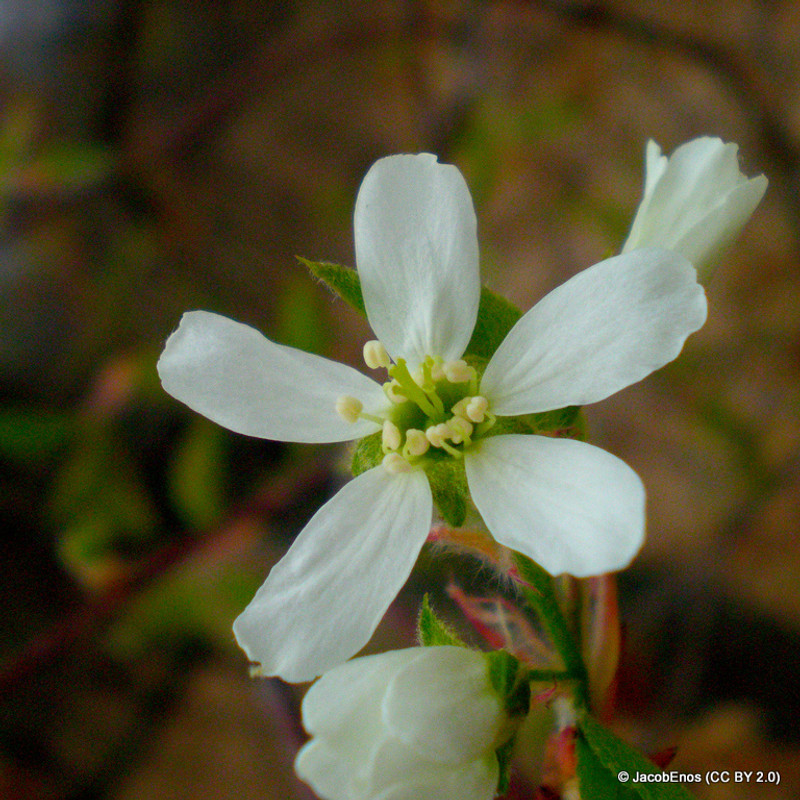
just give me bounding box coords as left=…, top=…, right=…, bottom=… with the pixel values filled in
left=1, top=1, right=798, bottom=798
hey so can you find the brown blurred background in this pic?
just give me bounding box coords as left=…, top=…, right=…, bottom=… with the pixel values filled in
left=1, top=1, right=798, bottom=798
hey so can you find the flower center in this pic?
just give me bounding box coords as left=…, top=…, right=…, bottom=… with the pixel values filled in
left=337, top=340, right=496, bottom=474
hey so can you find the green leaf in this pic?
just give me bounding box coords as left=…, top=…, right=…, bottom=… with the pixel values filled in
left=425, top=458, right=468, bottom=527
left=417, top=594, right=464, bottom=648
left=494, top=737, right=515, bottom=796
left=300, top=258, right=365, bottom=315
left=464, top=286, right=522, bottom=360
left=576, top=732, right=639, bottom=800
left=351, top=431, right=382, bottom=476
left=579, top=715, right=696, bottom=800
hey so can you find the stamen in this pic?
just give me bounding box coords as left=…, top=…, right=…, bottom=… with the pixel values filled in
left=383, top=380, right=407, bottom=404
left=335, top=396, right=363, bottom=424
left=466, top=396, right=489, bottom=423
left=363, top=340, right=391, bottom=370
left=443, top=359, right=473, bottom=384
left=382, top=452, right=413, bottom=474
left=425, top=423, right=449, bottom=449
left=382, top=420, right=402, bottom=452
left=448, top=417, right=474, bottom=445
left=390, top=359, right=442, bottom=417
left=403, top=428, right=430, bottom=458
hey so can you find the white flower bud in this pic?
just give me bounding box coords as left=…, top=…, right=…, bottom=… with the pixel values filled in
left=363, top=340, right=391, bottom=369
left=295, top=647, right=507, bottom=800
left=335, top=395, right=363, bottom=424
left=622, top=137, right=767, bottom=280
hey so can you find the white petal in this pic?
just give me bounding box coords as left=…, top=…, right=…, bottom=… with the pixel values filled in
left=296, top=740, right=369, bottom=800
left=301, top=649, right=413, bottom=736
left=665, top=175, right=768, bottom=279
left=382, top=647, right=505, bottom=764
left=480, top=249, right=706, bottom=415
left=232, top=466, right=432, bottom=682
left=354, top=154, right=480, bottom=366
left=465, top=435, right=645, bottom=577
left=158, top=311, right=386, bottom=443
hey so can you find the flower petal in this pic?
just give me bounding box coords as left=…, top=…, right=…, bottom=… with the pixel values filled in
left=465, top=435, right=645, bottom=577
left=232, top=466, right=432, bottom=682
left=382, top=647, right=505, bottom=764
left=354, top=153, right=480, bottom=366
left=158, top=310, right=386, bottom=442
left=664, top=174, right=768, bottom=275
left=480, top=249, right=706, bottom=415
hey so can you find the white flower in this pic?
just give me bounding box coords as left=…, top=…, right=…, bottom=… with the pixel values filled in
left=622, top=137, right=767, bottom=280
left=295, top=646, right=508, bottom=800
left=158, top=153, right=707, bottom=681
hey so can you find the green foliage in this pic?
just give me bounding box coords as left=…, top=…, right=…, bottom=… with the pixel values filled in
left=417, top=594, right=464, bottom=648
left=167, top=418, right=227, bottom=530
left=350, top=431, right=382, bottom=476
left=494, top=737, right=515, bottom=796
left=0, top=408, right=73, bottom=463
left=578, top=715, right=695, bottom=800
left=425, top=458, right=468, bottom=527
left=464, top=286, right=522, bottom=360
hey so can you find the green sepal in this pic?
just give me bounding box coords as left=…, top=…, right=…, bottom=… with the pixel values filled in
left=486, top=650, right=531, bottom=717
left=493, top=737, right=515, bottom=796
left=300, top=258, right=365, bottom=315
left=425, top=458, right=468, bottom=527
left=351, top=431, right=383, bottom=476
left=578, top=715, right=695, bottom=800
left=464, top=286, right=522, bottom=360
left=417, top=595, right=465, bottom=648
left=300, top=258, right=526, bottom=365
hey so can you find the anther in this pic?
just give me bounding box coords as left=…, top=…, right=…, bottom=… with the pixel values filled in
left=443, top=359, right=473, bottom=384
left=335, top=395, right=363, bottom=424
left=364, top=340, right=391, bottom=370
left=382, top=420, right=402, bottom=451
left=382, top=452, right=413, bottom=474
left=466, top=396, right=489, bottom=423
left=448, top=417, right=473, bottom=444
left=425, top=423, right=449, bottom=449
left=403, top=429, right=430, bottom=458
left=383, top=380, right=407, bottom=404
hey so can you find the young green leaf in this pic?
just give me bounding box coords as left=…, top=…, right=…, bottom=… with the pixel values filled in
left=417, top=595, right=465, bottom=648
left=579, top=715, right=696, bottom=800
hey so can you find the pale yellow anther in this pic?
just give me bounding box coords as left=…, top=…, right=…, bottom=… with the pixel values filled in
left=382, top=452, right=413, bottom=474
left=335, top=395, right=363, bottom=424
left=363, top=340, right=391, bottom=370
left=466, top=396, right=490, bottom=423
left=425, top=423, right=449, bottom=448
left=382, top=420, right=402, bottom=451
left=404, top=428, right=430, bottom=457
left=430, top=361, right=445, bottom=381
left=451, top=397, right=470, bottom=418
left=447, top=416, right=473, bottom=444
left=443, top=359, right=472, bottom=384
left=384, top=380, right=407, bottom=404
